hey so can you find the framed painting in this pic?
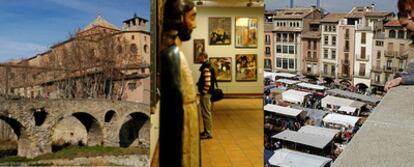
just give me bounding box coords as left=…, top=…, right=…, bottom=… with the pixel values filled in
left=235, top=17, right=258, bottom=48
left=193, top=39, right=205, bottom=64
left=208, top=17, right=231, bottom=45
left=209, top=57, right=232, bottom=82
left=235, top=54, right=257, bottom=81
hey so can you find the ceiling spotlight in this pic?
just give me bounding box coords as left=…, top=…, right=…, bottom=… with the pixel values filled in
left=196, top=0, right=203, bottom=5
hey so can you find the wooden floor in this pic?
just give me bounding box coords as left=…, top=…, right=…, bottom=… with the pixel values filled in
left=200, top=98, right=263, bottom=167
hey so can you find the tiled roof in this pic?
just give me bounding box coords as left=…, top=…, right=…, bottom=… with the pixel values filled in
left=272, top=8, right=317, bottom=19
left=321, top=13, right=347, bottom=23
left=384, top=19, right=402, bottom=27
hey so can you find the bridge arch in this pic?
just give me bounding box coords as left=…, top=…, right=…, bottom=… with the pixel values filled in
left=72, top=112, right=104, bottom=146
left=104, top=110, right=118, bottom=123
left=118, top=112, right=150, bottom=147
left=0, top=115, right=25, bottom=139
left=50, top=111, right=104, bottom=150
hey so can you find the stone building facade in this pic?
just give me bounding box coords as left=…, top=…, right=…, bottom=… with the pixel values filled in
left=1, top=15, right=150, bottom=104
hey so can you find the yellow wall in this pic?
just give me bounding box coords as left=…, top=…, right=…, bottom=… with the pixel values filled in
left=181, top=6, right=264, bottom=94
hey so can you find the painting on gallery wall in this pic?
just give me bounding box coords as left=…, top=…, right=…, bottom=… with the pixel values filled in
left=235, top=54, right=257, bottom=81
left=209, top=17, right=231, bottom=45
left=209, top=57, right=232, bottom=81
left=235, top=17, right=258, bottom=48
left=193, top=39, right=205, bottom=64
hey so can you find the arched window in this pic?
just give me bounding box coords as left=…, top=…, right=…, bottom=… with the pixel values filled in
left=117, top=45, right=122, bottom=54
left=144, top=44, right=148, bottom=54
left=389, top=30, right=396, bottom=38
left=398, top=30, right=405, bottom=39
left=130, top=44, right=138, bottom=54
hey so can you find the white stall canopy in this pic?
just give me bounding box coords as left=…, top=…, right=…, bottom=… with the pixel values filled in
left=264, top=104, right=304, bottom=118
left=282, top=89, right=310, bottom=104
left=268, top=148, right=332, bottom=167
left=272, top=130, right=333, bottom=149
left=321, top=95, right=355, bottom=108
left=276, top=79, right=301, bottom=85
left=265, top=72, right=297, bottom=81
left=297, top=83, right=326, bottom=91
left=326, top=88, right=381, bottom=104
left=323, top=113, right=360, bottom=127
left=298, top=125, right=340, bottom=139
left=338, top=106, right=357, bottom=114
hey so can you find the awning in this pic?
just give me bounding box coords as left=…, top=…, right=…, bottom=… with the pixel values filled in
left=272, top=130, right=333, bottom=149
left=282, top=89, right=310, bottom=104
left=298, top=125, right=340, bottom=140
left=323, top=113, right=360, bottom=127
left=264, top=104, right=304, bottom=117
left=268, top=148, right=332, bottom=167
left=264, top=72, right=297, bottom=80
left=326, top=88, right=381, bottom=104
left=321, top=95, right=355, bottom=108
left=276, top=79, right=301, bottom=85
left=297, top=83, right=326, bottom=91
left=338, top=106, right=357, bottom=114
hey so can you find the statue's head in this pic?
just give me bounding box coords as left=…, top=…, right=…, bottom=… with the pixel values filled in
left=163, top=0, right=196, bottom=41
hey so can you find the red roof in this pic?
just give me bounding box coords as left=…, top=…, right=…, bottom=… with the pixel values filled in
left=384, top=20, right=402, bottom=27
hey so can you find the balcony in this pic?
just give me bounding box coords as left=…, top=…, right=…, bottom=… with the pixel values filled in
left=396, top=52, right=408, bottom=59
left=384, top=50, right=398, bottom=58
left=333, top=86, right=413, bottom=167
left=305, top=56, right=318, bottom=62
left=343, top=47, right=350, bottom=52
left=355, top=54, right=369, bottom=62
left=371, top=66, right=383, bottom=73
left=383, top=66, right=396, bottom=73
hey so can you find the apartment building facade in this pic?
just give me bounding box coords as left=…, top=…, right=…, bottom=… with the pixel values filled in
left=320, top=13, right=346, bottom=82
left=371, top=19, right=411, bottom=90
left=271, top=7, right=322, bottom=74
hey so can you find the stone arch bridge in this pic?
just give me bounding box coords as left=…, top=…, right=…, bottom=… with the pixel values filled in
left=0, top=99, right=150, bottom=158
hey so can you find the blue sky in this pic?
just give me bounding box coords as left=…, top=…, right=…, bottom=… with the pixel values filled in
left=265, top=0, right=397, bottom=13
left=0, top=0, right=150, bottom=62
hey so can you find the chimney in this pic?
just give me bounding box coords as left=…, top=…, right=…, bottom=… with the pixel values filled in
left=316, top=0, right=320, bottom=9
left=290, top=0, right=294, bottom=8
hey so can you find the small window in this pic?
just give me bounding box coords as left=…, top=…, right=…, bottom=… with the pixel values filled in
left=128, top=83, right=137, bottom=90
left=389, top=30, right=396, bottom=38
left=288, top=46, right=294, bottom=54
left=131, top=35, right=135, bottom=40
left=265, top=47, right=271, bottom=54
left=130, top=44, right=138, bottom=54
left=276, top=58, right=282, bottom=68
left=276, top=45, right=282, bottom=53
left=398, top=30, right=405, bottom=39
left=117, top=46, right=123, bottom=54
left=144, top=44, right=148, bottom=53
